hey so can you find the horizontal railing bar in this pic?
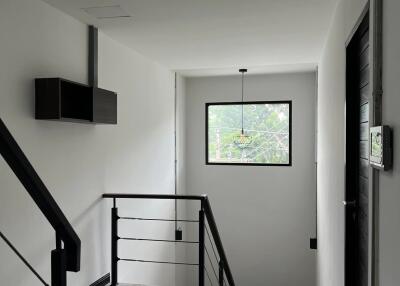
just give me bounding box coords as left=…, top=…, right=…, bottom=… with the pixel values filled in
left=205, top=246, right=219, bottom=284
left=119, top=216, right=199, bottom=223
left=103, top=193, right=206, bottom=201
left=0, top=231, right=49, bottom=286
left=119, top=258, right=198, bottom=266
left=203, top=198, right=235, bottom=286
left=205, top=266, right=215, bottom=286
left=206, top=225, right=229, bottom=285
left=103, top=193, right=235, bottom=285
left=119, top=237, right=199, bottom=244
left=205, top=224, right=220, bottom=264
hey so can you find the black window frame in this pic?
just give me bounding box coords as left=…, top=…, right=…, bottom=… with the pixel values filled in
left=205, top=100, right=292, bottom=166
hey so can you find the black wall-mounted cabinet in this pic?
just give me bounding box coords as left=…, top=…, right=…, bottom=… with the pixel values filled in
left=35, top=78, right=117, bottom=124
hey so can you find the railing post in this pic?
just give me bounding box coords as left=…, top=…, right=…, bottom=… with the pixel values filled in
left=111, top=199, right=119, bottom=286
left=51, top=233, right=66, bottom=286
left=219, top=260, right=224, bottom=286
left=199, top=206, right=205, bottom=286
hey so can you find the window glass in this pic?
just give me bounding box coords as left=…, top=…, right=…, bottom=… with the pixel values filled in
left=206, top=102, right=291, bottom=165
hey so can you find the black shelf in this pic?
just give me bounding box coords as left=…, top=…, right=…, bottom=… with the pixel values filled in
left=35, top=78, right=117, bottom=124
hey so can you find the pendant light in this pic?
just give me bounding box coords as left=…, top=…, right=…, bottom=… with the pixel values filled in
left=234, top=69, right=252, bottom=149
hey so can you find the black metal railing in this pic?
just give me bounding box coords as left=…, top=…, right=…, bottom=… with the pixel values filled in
left=103, top=193, right=235, bottom=286
left=0, top=231, right=49, bottom=286
left=0, top=118, right=81, bottom=286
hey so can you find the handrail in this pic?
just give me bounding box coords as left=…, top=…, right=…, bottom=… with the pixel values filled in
left=102, top=193, right=235, bottom=286
left=0, top=118, right=81, bottom=272
left=203, top=197, right=235, bottom=286
left=0, top=231, right=49, bottom=286
left=103, top=193, right=206, bottom=201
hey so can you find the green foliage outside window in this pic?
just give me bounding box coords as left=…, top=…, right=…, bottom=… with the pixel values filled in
left=207, top=102, right=291, bottom=165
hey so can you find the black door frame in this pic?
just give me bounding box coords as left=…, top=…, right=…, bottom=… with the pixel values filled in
left=345, top=9, right=369, bottom=286
left=344, top=1, right=383, bottom=286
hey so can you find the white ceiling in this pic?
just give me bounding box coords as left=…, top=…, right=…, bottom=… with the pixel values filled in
left=43, top=0, right=338, bottom=76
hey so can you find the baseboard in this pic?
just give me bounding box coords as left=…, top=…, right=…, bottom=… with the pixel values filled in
left=90, top=273, right=110, bottom=286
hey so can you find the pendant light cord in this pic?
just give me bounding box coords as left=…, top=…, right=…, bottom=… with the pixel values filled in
left=241, top=70, right=245, bottom=135
left=174, top=73, right=178, bottom=231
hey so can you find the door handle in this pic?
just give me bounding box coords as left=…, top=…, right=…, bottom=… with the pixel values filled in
left=343, top=200, right=356, bottom=207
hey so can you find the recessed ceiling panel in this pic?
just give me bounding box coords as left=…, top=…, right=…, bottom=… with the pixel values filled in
left=82, top=5, right=130, bottom=19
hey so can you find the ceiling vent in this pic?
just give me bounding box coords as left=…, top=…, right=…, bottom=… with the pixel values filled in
left=82, top=5, right=131, bottom=19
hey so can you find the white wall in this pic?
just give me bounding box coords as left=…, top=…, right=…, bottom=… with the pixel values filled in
left=183, top=72, right=317, bottom=286
left=316, top=1, right=374, bottom=286
left=0, top=0, right=175, bottom=285
left=379, top=0, right=400, bottom=284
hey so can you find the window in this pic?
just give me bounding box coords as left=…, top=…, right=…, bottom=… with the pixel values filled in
left=206, top=101, right=292, bottom=166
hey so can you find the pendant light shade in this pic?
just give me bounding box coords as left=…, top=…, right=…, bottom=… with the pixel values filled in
left=234, top=69, right=252, bottom=149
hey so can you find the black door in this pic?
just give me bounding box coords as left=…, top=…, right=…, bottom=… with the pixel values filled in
left=345, top=11, right=370, bottom=286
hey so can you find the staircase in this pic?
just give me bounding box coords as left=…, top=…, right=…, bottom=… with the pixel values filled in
left=0, top=118, right=80, bottom=286
left=102, top=194, right=235, bottom=286
left=0, top=118, right=235, bottom=286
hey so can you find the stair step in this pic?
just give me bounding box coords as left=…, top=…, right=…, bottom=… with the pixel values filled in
left=118, top=284, right=153, bottom=286
left=118, top=284, right=148, bottom=286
